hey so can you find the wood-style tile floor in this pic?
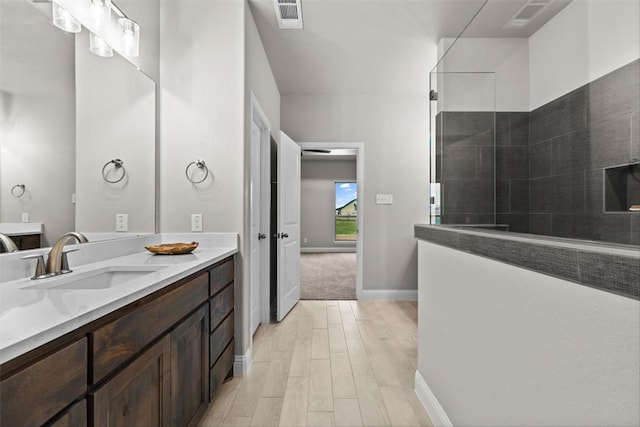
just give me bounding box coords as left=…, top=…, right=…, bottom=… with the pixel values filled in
left=199, top=300, right=433, bottom=427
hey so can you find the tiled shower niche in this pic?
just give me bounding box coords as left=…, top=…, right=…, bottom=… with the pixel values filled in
left=435, top=59, right=640, bottom=245
left=605, top=163, right=640, bottom=213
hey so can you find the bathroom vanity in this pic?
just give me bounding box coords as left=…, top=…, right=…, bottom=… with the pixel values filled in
left=0, top=223, right=43, bottom=251
left=0, top=234, right=237, bottom=427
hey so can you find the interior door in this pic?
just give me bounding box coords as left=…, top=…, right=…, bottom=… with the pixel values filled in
left=277, top=131, right=301, bottom=321
left=250, top=121, right=262, bottom=335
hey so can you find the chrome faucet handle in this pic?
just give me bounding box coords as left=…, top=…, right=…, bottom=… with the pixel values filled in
left=61, top=248, right=80, bottom=273
left=21, top=254, right=49, bottom=280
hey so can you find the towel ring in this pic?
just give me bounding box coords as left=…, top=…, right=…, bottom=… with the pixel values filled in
left=185, top=159, right=209, bottom=184
left=102, top=159, right=126, bottom=184
left=11, top=184, right=26, bottom=198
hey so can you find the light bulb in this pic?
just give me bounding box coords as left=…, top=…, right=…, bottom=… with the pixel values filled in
left=119, top=18, right=140, bottom=57
left=89, top=0, right=112, bottom=31
left=52, top=2, right=81, bottom=33
left=89, top=32, right=113, bottom=57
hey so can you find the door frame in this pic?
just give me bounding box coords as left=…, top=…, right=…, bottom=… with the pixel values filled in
left=298, top=142, right=364, bottom=299
left=250, top=93, right=272, bottom=329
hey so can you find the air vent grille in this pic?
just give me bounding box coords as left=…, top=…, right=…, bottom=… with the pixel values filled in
left=274, top=0, right=303, bottom=29
left=504, top=0, right=552, bottom=28
left=279, top=4, right=298, bottom=20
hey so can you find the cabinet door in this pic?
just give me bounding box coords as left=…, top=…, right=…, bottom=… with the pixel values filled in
left=170, top=304, right=209, bottom=427
left=47, top=400, right=87, bottom=427
left=91, top=336, right=170, bottom=427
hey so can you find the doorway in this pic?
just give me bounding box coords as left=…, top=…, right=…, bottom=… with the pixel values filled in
left=298, top=142, right=364, bottom=300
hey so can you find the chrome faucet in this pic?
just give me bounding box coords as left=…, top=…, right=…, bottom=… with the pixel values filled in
left=0, top=233, right=19, bottom=253
left=45, top=232, right=89, bottom=275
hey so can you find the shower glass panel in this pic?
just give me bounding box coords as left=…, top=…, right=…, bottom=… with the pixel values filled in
left=429, top=71, right=495, bottom=225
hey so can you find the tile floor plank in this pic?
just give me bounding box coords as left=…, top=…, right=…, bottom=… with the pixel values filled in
left=279, top=376, right=310, bottom=427
left=309, top=359, right=334, bottom=412
left=312, top=328, right=331, bottom=360
left=333, top=398, right=363, bottom=427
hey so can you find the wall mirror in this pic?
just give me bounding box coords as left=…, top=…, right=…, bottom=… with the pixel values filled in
left=0, top=0, right=156, bottom=249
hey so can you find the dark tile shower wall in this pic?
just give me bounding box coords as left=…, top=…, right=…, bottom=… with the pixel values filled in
left=495, top=112, right=530, bottom=232
left=435, top=59, right=639, bottom=245
left=435, top=111, right=530, bottom=231
left=435, top=111, right=495, bottom=225
left=529, top=59, right=639, bottom=245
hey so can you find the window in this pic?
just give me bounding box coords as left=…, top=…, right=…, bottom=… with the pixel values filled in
left=335, top=182, right=357, bottom=241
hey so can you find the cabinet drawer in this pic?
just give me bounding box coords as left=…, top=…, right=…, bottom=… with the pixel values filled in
left=210, top=284, right=234, bottom=331
left=0, top=338, right=87, bottom=427
left=209, top=339, right=234, bottom=401
left=210, top=311, right=234, bottom=367
left=210, top=257, right=234, bottom=296
left=91, top=272, right=208, bottom=383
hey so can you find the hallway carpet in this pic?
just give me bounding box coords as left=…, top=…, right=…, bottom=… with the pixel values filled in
left=301, top=253, right=356, bottom=300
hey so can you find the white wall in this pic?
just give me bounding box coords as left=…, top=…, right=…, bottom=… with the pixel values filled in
left=282, top=94, right=429, bottom=291
left=529, top=0, right=640, bottom=110
left=245, top=4, right=280, bottom=141
left=435, top=37, right=530, bottom=112
left=301, top=158, right=356, bottom=250
left=75, top=31, right=156, bottom=235
left=417, top=240, right=640, bottom=426
left=0, top=1, right=75, bottom=246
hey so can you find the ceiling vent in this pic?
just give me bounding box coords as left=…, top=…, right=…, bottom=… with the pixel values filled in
left=504, top=0, right=552, bottom=28
left=274, top=0, right=303, bottom=30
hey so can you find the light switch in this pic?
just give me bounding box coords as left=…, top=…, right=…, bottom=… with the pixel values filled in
left=376, top=194, right=393, bottom=205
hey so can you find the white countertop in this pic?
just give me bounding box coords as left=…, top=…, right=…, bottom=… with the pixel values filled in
left=0, top=233, right=237, bottom=365
left=0, top=223, right=43, bottom=236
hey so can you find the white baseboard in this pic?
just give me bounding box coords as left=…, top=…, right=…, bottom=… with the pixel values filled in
left=357, top=289, right=417, bottom=301
left=234, top=347, right=252, bottom=377
left=301, top=247, right=356, bottom=253
left=414, top=371, right=453, bottom=427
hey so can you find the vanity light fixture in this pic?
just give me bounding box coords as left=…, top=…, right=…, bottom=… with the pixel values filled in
left=50, top=0, right=140, bottom=59
left=52, top=1, right=81, bottom=33
left=119, top=18, right=140, bottom=58
left=89, top=32, right=113, bottom=57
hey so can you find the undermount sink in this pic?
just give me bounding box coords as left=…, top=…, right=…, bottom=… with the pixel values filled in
left=21, top=265, right=168, bottom=291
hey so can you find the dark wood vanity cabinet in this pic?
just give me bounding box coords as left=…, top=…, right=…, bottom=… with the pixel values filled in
left=0, top=255, right=235, bottom=427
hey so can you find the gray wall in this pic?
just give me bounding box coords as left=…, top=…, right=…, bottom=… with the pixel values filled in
left=301, top=158, right=356, bottom=250
left=282, top=93, right=429, bottom=293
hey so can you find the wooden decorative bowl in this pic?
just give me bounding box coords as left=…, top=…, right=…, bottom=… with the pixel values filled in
left=145, top=242, right=199, bottom=255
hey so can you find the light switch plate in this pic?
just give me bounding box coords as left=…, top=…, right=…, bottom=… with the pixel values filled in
left=376, top=194, right=393, bottom=205
left=116, top=214, right=128, bottom=232
left=22, top=212, right=29, bottom=223
left=191, top=214, right=203, bottom=232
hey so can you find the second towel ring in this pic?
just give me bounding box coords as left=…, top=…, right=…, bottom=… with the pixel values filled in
left=102, top=159, right=126, bottom=184
left=185, top=159, right=209, bottom=184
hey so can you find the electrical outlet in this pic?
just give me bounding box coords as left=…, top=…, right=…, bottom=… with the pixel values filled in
left=303, top=237, right=308, bottom=243
left=375, top=194, right=393, bottom=205
left=116, top=214, right=128, bottom=232
left=21, top=212, right=29, bottom=223
left=191, top=214, right=203, bottom=232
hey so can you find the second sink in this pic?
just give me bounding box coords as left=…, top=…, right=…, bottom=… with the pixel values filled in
left=21, top=265, right=168, bottom=291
